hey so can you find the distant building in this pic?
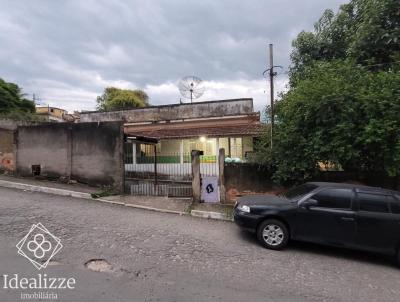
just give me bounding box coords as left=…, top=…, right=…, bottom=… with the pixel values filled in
left=63, top=111, right=81, bottom=123
left=36, top=106, right=67, bottom=122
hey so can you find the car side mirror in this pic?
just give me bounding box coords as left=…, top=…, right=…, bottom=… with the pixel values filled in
left=301, top=198, right=318, bottom=209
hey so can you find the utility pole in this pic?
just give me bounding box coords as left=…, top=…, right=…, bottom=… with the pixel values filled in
left=268, top=43, right=277, bottom=149
left=263, top=44, right=281, bottom=149
left=269, top=43, right=275, bottom=130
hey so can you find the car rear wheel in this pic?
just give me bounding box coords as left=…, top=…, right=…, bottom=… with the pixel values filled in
left=257, top=219, right=289, bottom=250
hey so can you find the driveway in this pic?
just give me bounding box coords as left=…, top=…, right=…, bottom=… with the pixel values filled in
left=0, top=187, right=399, bottom=301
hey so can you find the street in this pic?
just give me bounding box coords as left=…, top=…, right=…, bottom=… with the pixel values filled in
left=1, top=187, right=399, bottom=302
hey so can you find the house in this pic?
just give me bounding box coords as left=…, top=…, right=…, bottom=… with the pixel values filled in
left=79, top=98, right=264, bottom=164
left=36, top=106, right=67, bottom=122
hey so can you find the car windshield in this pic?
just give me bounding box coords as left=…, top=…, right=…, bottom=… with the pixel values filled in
left=283, top=184, right=317, bottom=201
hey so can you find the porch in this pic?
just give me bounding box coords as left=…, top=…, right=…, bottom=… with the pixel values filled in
left=124, top=136, right=254, bottom=172
left=123, top=110, right=263, bottom=199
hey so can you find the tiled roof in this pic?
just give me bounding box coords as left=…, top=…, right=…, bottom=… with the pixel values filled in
left=125, top=123, right=265, bottom=139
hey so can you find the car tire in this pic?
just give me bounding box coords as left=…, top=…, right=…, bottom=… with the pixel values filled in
left=257, top=219, right=289, bottom=250
left=397, top=249, right=400, bottom=267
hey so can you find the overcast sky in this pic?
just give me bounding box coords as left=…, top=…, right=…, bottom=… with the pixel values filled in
left=0, top=0, right=344, bottom=113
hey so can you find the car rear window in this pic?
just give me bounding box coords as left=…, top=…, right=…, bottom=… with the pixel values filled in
left=358, top=192, right=389, bottom=213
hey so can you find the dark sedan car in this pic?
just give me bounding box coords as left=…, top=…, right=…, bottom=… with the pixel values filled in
left=234, top=182, right=400, bottom=263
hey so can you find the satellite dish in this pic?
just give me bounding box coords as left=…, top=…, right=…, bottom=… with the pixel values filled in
left=178, top=76, right=205, bottom=103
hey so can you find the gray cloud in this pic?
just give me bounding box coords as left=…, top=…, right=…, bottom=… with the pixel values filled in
left=0, top=0, right=344, bottom=111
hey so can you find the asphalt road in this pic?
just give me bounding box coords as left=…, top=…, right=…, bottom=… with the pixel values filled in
left=0, top=187, right=399, bottom=302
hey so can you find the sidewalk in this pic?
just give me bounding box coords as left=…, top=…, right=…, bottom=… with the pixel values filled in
left=0, top=175, right=233, bottom=221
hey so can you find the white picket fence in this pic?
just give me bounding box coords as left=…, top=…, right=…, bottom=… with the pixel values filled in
left=124, top=163, right=219, bottom=176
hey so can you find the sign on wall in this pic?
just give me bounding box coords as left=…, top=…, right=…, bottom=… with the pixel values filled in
left=201, top=176, right=219, bottom=203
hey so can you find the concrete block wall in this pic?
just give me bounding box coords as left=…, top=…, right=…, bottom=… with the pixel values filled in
left=80, top=98, right=254, bottom=123
left=0, top=119, right=37, bottom=130
left=0, top=128, right=15, bottom=172
left=70, top=122, right=124, bottom=189
left=17, top=125, right=69, bottom=177
left=16, top=122, right=124, bottom=192
left=224, top=163, right=278, bottom=203
left=0, top=119, right=41, bottom=173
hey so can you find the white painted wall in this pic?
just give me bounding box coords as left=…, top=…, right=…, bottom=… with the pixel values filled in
left=125, top=163, right=219, bottom=176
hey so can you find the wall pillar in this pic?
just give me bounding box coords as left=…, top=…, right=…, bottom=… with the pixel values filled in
left=218, top=148, right=226, bottom=203
left=180, top=139, right=184, bottom=164
left=66, top=126, right=72, bottom=179
left=215, top=138, right=219, bottom=167
left=132, top=142, right=136, bottom=164
left=191, top=150, right=201, bottom=202
left=118, top=124, right=125, bottom=194
left=13, top=129, right=18, bottom=175
left=154, top=144, right=158, bottom=185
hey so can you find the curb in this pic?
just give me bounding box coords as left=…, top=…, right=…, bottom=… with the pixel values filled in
left=0, top=180, right=92, bottom=200
left=96, top=198, right=126, bottom=206
left=124, top=202, right=187, bottom=215
left=96, top=197, right=187, bottom=215
left=0, top=180, right=231, bottom=221
left=191, top=210, right=233, bottom=221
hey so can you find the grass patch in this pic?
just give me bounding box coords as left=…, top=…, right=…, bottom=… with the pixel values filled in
left=223, top=206, right=234, bottom=220
left=185, top=199, right=195, bottom=214
left=91, top=189, right=118, bottom=199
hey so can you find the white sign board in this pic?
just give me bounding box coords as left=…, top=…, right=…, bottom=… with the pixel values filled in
left=201, top=176, right=219, bottom=203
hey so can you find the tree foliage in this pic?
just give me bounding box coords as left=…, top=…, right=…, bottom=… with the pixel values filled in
left=0, top=78, right=35, bottom=115
left=96, top=87, right=149, bottom=111
left=257, top=0, right=400, bottom=184
left=290, top=0, right=400, bottom=86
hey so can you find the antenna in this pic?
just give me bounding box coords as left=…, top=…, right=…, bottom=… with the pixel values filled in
left=178, top=76, right=205, bottom=103
left=33, top=93, right=45, bottom=106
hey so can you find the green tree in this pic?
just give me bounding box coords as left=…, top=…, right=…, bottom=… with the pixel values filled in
left=96, top=87, right=149, bottom=111
left=257, top=0, right=400, bottom=184
left=289, top=0, right=399, bottom=86
left=0, top=78, right=35, bottom=115
left=261, top=61, right=400, bottom=184
left=348, top=0, right=400, bottom=67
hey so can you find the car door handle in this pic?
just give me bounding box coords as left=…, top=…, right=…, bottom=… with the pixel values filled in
left=341, top=217, right=355, bottom=221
